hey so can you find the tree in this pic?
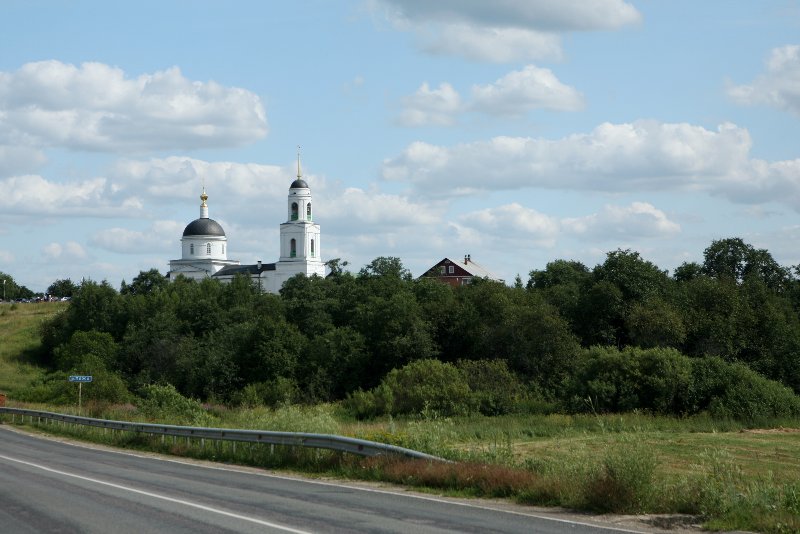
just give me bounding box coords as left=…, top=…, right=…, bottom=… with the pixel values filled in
left=673, top=262, right=703, bottom=282
left=626, top=299, right=686, bottom=349
left=358, top=256, right=412, bottom=281
left=702, top=237, right=791, bottom=290
left=120, top=269, right=168, bottom=296
left=593, top=249, right=669, bottom=303
left=0, top=272, right=31, bottom=300
left=324, top=257, right=349, bottom=277
left=47, top=279, right=78, bottom=298
left=53, top=330, right=119, bottom=371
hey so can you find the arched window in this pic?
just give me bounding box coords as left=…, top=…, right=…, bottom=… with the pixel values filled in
left=190, top=243, right=194, bottom=255
left=307, top=203, right=312, bottom=221
left=290, top=238, right=297, bottom=257
left=310, top=239, right=315, bottom=257
left=291, top=202, right=298, bottom=221
left=206, top=243, right=211, bottom=254
left=222, top=244, right=225, bottom=255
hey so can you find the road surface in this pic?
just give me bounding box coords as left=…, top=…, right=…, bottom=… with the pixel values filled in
left=0, top=425, right=645, bottom=533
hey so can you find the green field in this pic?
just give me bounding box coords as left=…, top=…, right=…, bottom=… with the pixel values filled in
left=0, top=302, right=66, bottom=394
left=3, top=301, right=800, bottom=532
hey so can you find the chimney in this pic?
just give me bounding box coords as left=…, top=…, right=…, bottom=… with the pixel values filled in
left=464, top=254, right=468, bottom=265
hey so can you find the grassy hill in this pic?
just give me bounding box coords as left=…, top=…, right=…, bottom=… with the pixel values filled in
left=0, top=301, right=67, bottom=395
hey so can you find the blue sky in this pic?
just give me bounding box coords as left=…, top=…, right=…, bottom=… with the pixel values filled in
left=1, top=0, right=799, bottom=291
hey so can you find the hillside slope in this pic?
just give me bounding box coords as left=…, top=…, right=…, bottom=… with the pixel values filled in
left=0, top=302, right=67, bottom=395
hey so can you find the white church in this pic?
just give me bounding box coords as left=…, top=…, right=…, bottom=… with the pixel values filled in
left=167, top=156, right=326, bottom=293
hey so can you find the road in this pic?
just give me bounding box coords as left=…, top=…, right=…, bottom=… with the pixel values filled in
left=0, top=425, right=644, bottom=533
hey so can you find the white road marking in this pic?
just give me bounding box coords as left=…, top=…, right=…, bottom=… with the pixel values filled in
left=2, top=426, right=646, bottom=533
left=0, top=453, right=312, bottom=534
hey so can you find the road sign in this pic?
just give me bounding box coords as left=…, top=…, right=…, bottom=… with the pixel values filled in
left=69, top=375, right=93, bottom=382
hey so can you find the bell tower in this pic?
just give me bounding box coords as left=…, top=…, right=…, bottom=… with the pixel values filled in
left=273, top=149, right=324, bottom=288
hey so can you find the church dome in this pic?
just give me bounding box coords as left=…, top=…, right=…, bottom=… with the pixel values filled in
left=183, top=218, right=226, bottom=237
left=290, top=178, right=308, bottom=189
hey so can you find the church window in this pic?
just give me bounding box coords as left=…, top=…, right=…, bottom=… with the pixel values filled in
left=207, top=243, right=211, bottom=254
left=190, top=243, right=194, bottom=255
left=307, top=203, right=312, bottom=220
left=291, top=202, right=298, bottom=221
left=222, top=245, right=225, bottom=254
left=290, top=238, right=297, bottom=257
left=310, top=238, right=315, bottom=257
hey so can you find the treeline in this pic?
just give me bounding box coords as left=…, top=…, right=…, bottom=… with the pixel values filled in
left=20, top=237, right=800, bottom=420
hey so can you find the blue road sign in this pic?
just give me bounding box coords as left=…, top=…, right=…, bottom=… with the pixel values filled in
left=69, top=375, right=93, bottom=382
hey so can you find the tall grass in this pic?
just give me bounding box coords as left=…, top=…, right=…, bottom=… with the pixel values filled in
left=0, top=302, right=66, bottom=394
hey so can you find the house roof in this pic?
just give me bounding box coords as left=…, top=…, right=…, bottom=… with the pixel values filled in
left=422, top=256, right=502, bottom=282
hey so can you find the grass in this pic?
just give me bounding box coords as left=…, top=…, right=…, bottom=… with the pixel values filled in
left=0, top=302, right=66, bottom=394
left=2, top=306, right=799, bottom=531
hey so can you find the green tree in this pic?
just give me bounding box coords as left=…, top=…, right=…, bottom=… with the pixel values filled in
left=120, top=268, right=168, bottom=296
left=673, top=261, right=703, bottom=282
left=702, top=237, right=791, bottom=291
left=47, top=278, right=78, bottom=298
left=626, top=299, right=686, bottom=349
left=593, top=249, right=669, bottom=303
left=54, top=330, right=119, bottom=371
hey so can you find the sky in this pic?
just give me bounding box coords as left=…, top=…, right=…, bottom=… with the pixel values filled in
left=1, top=0, right=800, bottom=292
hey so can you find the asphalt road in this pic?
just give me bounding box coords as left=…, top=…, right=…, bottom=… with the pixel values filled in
left=0, top=425, right=643, bottom=533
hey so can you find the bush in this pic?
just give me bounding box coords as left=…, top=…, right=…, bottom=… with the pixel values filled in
left=136, top=383, right=209, bottom=425
left=342, top=384, right=393, bottom=419
left=456, top=359, right=524, bottom=415
left=234, top=378, right=299, bottom=408
left=383, top=359, right=472, bottom=416
left=583, top=444, right=657, bottom=513
left=690, top=357, right=800, bottom=420
left=14, top=366, right=131, bottom=405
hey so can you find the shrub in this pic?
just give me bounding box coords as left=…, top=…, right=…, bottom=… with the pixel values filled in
left=136, top=383, right=209, bottom=425
left=342, top=384, right=393, bottom=419
left=234, top=378, right=299, bottom=408
left=689, top=357, right=800, bottom=420
left=456, top=359, right=524, bottom=415
left=583, top=444, right=657, bottom=513
left=383, top=359, right=472, bottom=416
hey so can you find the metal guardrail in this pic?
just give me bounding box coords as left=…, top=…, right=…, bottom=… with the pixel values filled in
left=0, top=407, right=446, bottom=462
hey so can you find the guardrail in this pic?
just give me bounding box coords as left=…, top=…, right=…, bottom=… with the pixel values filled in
left=0, top=407, right=446, bottom=462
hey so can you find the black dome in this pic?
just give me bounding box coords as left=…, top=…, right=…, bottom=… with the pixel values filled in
left=290, top=178, right=309, bottom=189
left=183, top=218, right=226, bottom=237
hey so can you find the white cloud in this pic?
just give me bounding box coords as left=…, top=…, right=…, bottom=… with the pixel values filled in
left=90, top=220, right=183, bottom=254
left=324, top=187, right=440, bottom=231
left=562, top=202, right=681, bottom=239
left=422, top=24, right=563, bottom=63
left=728, top=45, right=800, bottom=115
left=0, top=60, right=268, bottom=152
left=372, top=0, right=641, bottom=62
left=42, top=241, right=87, bottom=260
left=382, top=121, right=780, bottom=202
left=0, top=174, right=136, bottom=217
left=375, top=0, right=641, bottom=31
left=398, top=66, right=582, bottom=127
left=457, top=203, right=560, bottom=246
left=455, top=201, right=679, bottom=249
left=398, top=82, right=461, bottom=126
left=110, top=156, right=289, bottom=208
left=0, top=145, right=46, bottom=178
left=470, top=65, right=584, bottom=115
